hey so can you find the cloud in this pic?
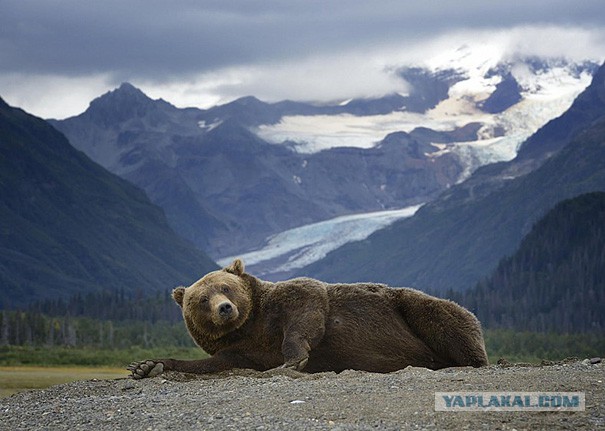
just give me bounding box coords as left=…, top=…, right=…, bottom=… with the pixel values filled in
left=1, top=0, right=604, bottom=118
left=3, top=1, right=605, bottom=78
left=145, top=25, right=605, bottom=108
left=0, top=73, right=114, bottom=119
left=198, top=49, right=411, bottom=104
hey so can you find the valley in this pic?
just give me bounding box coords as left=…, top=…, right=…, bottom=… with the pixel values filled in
left=1, top=49, right=604, bottom=345
left=50, top=54, right=597, bottom=267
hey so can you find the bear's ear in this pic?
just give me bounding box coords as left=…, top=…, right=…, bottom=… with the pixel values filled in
left=224, top=259, right=245, bottom=277
left=172, top=286, right=185, bottom=307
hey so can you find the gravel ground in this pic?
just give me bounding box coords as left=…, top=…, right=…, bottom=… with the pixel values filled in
left=1, top=359, right=603, bottom=430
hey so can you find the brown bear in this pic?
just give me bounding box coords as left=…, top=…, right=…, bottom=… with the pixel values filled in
left=128, top=259, right=488, bottom=378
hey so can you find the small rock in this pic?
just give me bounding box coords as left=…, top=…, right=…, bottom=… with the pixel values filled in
left=289, top=400, right=305, bottom=404
left=582, top=359, right=591, bottom=365
left=403, top=366, right=433, bottom=373
left=122, top=381, right=136, bottom=391
left=590, top=357, right=602, bottom=364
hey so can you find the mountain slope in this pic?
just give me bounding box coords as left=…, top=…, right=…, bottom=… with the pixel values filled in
left=300, top=62, right=605, bottom=291
left=453, top=192, right=605, bottom=333
left=52, top=85, right=466, bottom=257
left=49, top=83, right=228, bottom=252
left=50, top=57, right=596, bottom=261
left=0, top=97, right=217, bottom=307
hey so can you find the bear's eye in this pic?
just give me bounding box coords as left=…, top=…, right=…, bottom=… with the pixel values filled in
left=221, top=286, right=230, bottom=294
left=200, top=296, right=209, bottom=305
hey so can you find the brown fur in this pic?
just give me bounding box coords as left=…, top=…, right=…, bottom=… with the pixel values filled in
left=128, top=259, right=488, bottom=378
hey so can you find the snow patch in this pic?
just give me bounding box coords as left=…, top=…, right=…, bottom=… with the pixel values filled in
left=198, top=119, right=223, bottom=132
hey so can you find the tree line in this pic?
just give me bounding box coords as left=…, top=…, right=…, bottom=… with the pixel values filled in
left=448, top=192, right=605, bottom=334
left=0, top=288, right=192, bottom=349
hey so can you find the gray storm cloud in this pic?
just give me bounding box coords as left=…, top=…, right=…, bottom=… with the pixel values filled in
left=1, top=1, right=604, bottom=118
left=2, top=0, right=605, bottom=79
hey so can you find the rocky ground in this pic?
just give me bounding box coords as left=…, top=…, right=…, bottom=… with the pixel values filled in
left=1, top=359, right=603, bottom=430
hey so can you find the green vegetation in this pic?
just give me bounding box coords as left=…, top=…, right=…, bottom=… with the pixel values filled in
left=483, top=329, right=605, bottom=364
left=0, top=366, right=129, bottom=398
left=0, top=345, right=206, bottom=367
left=450, top=192, right=605, bottom=334
left=0, top=345, right=207, bottom=398
left=0, top=346, right=206, bottom=399
left=0, top=310, right=192, bottom=349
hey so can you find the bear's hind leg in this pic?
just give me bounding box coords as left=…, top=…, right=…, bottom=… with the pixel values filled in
left=390, top=288, right=488, bottom=368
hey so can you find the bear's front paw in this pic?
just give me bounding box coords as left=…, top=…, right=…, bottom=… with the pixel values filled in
left=127, top=360, right=164, bottom=379
left=280, top=356, right=309, bottom=371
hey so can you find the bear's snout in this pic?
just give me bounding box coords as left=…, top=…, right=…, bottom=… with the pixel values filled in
left=208, top=294, right=240, bottom=326
left=218, top=302, right=233, bottom=317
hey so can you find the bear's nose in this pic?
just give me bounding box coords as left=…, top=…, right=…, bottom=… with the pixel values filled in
left=218, top=302, right=233, bottom=316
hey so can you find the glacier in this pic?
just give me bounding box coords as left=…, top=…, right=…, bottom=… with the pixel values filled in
left=217, top=205, right=422, bottom=278
left=255, top=56, right=594, bottom=183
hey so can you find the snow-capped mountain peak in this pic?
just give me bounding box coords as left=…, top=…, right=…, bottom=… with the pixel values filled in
left=425, top=42, right=505, bottom=78
left=257, top=52, right=597, bottom=182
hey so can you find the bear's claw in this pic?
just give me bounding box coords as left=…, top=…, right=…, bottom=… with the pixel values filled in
left=127, top=360, right=164, bottom=379
left=280, top=356, right=309, bottom=371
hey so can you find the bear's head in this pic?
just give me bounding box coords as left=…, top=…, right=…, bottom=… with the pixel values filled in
left=172, top=259, right=253, bottom=342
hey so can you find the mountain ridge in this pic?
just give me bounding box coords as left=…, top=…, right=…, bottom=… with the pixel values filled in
left=50, top=56, right=598, bottom=263
left=52, top=84, right=469, bottom=257
left=0, top=97, right=218, bottom=307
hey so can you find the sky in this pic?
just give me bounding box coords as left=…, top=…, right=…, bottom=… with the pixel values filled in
left=1, top=0, right=605, bottom=119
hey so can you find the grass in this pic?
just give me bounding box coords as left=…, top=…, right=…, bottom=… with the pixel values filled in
left=483, top=329, right=605, bottom=364
left=0, top=346, right=208, bottom=399
left=0, top=366, right=129, bottom=398
left=0, top=345, right=206, bottom=367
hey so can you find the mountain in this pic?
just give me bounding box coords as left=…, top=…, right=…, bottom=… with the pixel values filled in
left=49, top=83, right=228, bottom=253
left=478, top=72, right=522, bottom=114
left=51, top=84, right=467, bottom=257
left=51, top=56, right=597, bottom=264
left=452, top=192, right=605, bottom=333
left=300, top=61, right=605, bottom=291
left=0, top=97, right=218, bottom=308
